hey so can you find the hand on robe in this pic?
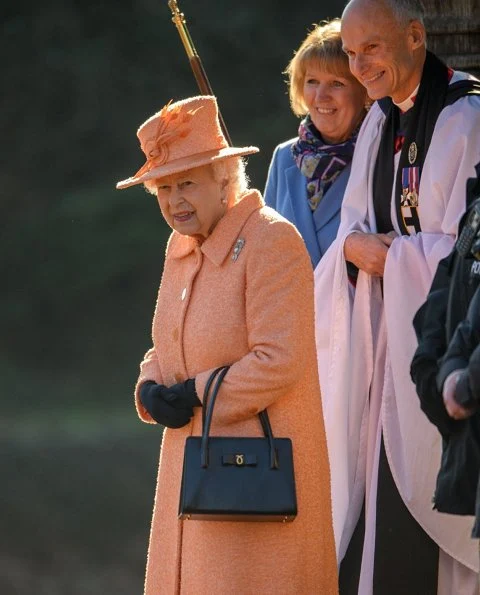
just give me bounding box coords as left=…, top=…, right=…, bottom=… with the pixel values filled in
left=343, top=231, right=397, bottom=277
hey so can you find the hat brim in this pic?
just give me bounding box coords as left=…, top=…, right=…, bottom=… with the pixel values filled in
left=116, top=145, right=259, bottom=190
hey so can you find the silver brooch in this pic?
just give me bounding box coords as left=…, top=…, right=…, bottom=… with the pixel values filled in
left=232, top=238, right=245, bottom=262
left=408, top=142, right=418, bottom=165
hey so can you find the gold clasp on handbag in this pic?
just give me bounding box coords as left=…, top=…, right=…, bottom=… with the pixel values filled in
left=235, top=454, right=244, bottom=466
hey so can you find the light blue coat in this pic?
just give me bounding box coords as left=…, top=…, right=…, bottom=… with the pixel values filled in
left=264, top=138, right=351, bottom=268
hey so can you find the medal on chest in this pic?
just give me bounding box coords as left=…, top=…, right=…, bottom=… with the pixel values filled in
left=400, top=166, right=421, bottom=234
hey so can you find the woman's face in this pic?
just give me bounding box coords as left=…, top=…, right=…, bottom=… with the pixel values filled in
left=155, top=164, right=227, bottom=240
left=302, top=62, right=366, bottom=144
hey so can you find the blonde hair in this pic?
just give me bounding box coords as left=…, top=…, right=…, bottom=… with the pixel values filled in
left=286, top=19, right=356, bottom=117
left=144, top=157, right=250, bottom=202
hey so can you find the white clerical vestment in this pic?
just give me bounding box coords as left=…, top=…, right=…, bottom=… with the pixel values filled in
left=314, top=71, right=480, bottom=594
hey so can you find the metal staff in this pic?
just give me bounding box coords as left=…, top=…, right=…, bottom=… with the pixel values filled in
left=168, top=0, right=233, bottom=146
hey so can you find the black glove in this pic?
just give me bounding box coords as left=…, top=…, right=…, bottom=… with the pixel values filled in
left=140, top=380, right=200, bottom=428
left=161, top=379, right=201, bottom=409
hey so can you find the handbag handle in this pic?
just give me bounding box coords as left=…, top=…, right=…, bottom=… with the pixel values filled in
left=201, top=365, right=230, bottom=429
left=200, top=366, right=279, bottom=470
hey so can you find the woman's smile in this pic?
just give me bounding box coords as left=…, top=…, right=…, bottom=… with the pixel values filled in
left=173, top=211, right=195, bottom=223
left=314, top=106, right=336, bottom=115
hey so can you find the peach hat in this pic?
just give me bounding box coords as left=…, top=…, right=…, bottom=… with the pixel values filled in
left=116, top=95, right=259, bottom=190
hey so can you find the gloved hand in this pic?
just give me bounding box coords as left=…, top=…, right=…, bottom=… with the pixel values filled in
left=161, top=379, right=201, bottom=409
left=140, top=379, right=200, bottom=428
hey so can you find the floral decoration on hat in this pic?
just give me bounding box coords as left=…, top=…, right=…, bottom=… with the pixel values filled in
left=133, top=101, right=202, bottom=179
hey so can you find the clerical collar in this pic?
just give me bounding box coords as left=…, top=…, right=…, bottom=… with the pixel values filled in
left=394, top=84, right=420, bottom=113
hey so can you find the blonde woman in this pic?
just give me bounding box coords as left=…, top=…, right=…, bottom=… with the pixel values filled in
left=264, top=19, right=368, bottom=268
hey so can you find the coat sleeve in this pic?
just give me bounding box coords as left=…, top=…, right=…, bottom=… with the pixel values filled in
left=133, top=347, right=164, bottom=423
left=463, top=344, right=480, bottom=407
left=410, top=253, right=455, bottom=436
left=195, top=220, right=316, bottom=426
left=437, top=286, right=480, bottom=409
left=132, top=233, right=177, bottom=423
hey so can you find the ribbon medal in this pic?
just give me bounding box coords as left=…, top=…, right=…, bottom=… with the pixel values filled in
left=400, top=166, right=421, bottom=234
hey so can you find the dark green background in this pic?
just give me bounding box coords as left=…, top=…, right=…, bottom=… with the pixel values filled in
left=1, top=1, right=345, bottom=593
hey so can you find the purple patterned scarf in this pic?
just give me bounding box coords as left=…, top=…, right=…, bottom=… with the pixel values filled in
left=292, top=114, right=360, bottom=211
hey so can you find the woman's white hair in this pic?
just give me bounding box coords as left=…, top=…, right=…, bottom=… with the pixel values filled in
left=144, top=157, right=250, bottom=202
left=211, top=157, right=250, bottom=204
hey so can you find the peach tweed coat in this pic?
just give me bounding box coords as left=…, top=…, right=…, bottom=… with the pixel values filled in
left=135, top=189, right=338, bottom=595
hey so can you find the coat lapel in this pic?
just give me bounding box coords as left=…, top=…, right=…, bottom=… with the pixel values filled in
left=284, top=165, right=322, bottom=266
left=312, top=163, right=351, bottom=232
left=201, top=190, right=263, bottom=267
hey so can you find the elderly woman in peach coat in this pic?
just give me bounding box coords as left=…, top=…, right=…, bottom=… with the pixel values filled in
left=116, top=95, right=337, bottom=595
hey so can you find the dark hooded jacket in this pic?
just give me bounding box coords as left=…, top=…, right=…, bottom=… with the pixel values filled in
left=410, top=165, right=480, bottom=532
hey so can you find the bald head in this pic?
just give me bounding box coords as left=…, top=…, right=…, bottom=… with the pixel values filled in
left=343, top=0, right=425, bottom=28
left=341, top=0, right=426, bottom=103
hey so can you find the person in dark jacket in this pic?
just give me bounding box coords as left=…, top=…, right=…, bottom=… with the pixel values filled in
left=411, top=163, right=480, bottom=533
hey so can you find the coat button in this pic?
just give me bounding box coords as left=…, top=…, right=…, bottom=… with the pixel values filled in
left=174, top=373, right=183, bottom=383
left=181, top=288, right=187, bottom=301
left=172, top=328, right=179, bottom=342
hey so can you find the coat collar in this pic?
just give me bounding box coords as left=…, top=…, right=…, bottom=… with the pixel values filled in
left=169, top=190, right=263, bottom=266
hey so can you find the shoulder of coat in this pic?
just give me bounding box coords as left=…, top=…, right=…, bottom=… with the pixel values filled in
left=275, top=137, right=298, bottom=151
left=243, top=204, right=305, bottom=251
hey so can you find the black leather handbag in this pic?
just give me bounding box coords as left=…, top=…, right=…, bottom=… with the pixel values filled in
left=178, top=366, right=297, bottom=522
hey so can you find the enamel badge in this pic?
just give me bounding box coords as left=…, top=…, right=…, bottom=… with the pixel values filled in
left=408, top=142, right=418, bottom=165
